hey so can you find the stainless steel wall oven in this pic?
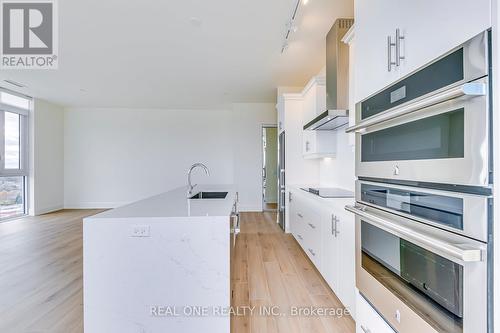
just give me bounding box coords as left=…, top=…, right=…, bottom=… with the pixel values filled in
left=346, top=30, right=493, bottom=333
left=347, top=31, right=492, bottom=189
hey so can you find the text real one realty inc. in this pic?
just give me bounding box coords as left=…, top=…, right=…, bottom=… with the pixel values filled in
left=150, top=305, right=352, bottom=318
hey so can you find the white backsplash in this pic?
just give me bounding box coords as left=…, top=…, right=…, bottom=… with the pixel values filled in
left=319, top=129, right=355, bottom=191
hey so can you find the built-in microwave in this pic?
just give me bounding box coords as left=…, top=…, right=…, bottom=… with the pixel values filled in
left=346, top=202, right=488, bottom=333
left=347, top=31, right=491, bottom=188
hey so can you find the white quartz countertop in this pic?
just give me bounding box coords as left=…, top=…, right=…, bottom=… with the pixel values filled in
left=287, top=184, right=355, bottom=206
left=89, top=184, right=237, bottom=219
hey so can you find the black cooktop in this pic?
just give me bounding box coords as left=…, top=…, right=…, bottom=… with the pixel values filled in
left=300, top=187, right=354, bottom=198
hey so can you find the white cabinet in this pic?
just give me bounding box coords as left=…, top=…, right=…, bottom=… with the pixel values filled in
left=354, top=0, right=491, bottom=102
left=320, top=200, right=356, bottom=316
left=354, top=0, right=401, bottom=102
left=302, top=76, right=326, bottom=122
left=398, top=0, right=490, bottom=79
left=302, top=130, right=336, bottom=159
left=289, top=189, right=323, bottom=268
left=301, top=76, right=336, bottom=159
left=289, top=189, right=356, bottom=315
left=356, top=292, right=396, bottom=333
left=277, top=103, right=284, bottom=133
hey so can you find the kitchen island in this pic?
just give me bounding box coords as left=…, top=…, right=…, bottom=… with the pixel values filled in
left=83, top=185, right=238, bottom=333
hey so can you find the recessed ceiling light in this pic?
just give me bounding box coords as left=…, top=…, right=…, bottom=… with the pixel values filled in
left=302, top=0, right=309, bottom=5
left=3, top=79, right=26, bottom=88
left=189, top=17, right=202, bottom=27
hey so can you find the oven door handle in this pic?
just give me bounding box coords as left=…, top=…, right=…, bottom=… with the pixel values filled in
left=345, top=205, right=482, bottom=263
left=346, top=81, right=486, bottom=133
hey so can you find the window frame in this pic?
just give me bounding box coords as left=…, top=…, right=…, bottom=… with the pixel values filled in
left=0, top=88, right=31, bottom=219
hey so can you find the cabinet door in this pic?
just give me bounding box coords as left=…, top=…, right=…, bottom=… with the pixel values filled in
left=398, top=0, right=491, bottom=78
left=302, top=131, right=317, bottom=155
left=336, top=210, right=356, bottom=314
left=321, top=211, right=340, bottom=292
left=356, top=293, right=396, bottom=333
left=354, top=0, right=401, bottom=102
left=289, top=191, right=300, bottom=239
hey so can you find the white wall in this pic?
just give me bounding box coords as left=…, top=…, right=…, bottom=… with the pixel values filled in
left=64, top=104, right=276, bottom=211
left=29, top=98, right=65, bottom=215
left=232, top=103, right=277, bottom=211
left=319, top=130, right=355, bottom=191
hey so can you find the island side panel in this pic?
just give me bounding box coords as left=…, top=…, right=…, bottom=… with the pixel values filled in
left=83, top=216, right=230, bottom=333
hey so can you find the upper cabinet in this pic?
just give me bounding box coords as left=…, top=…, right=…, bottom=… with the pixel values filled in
left=301, top=76, right=336, bottom=159
left=302, top=76, right=326, bottom=122
left=354, top=0, right=491, bottom=103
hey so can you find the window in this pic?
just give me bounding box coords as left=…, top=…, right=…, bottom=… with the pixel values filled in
left=0, top=89, right=30, bottom=220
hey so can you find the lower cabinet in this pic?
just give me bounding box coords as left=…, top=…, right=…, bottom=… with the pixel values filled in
left=288, top=189, right=356, bottom=316
left=320, top=202, right=356, bottom=316
left=356, top=292, right=396, bottom=333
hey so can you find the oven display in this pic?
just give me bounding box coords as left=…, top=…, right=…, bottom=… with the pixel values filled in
left=361, top=184, right=464, bottom=230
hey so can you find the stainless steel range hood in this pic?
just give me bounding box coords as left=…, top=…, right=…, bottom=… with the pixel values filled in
left=303, top=18, right=353, bottom=131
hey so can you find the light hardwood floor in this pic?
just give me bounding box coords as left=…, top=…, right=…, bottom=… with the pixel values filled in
left=232, top=212, right=355, bottom=333
left=0, top=210, right=354, bottom=333
left=0, top=209, right=103, bottom=333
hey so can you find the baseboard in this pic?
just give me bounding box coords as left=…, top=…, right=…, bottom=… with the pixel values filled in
left=238, top=204, right=262, bottom=212
left=63, top=202, right=129, bottom=209
left=34, top=205, right=64, bottom=216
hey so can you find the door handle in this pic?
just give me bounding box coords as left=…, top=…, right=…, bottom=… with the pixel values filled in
left=279, top=169, right=285, bottom=188
left=387, top=35, right=396, bottom=71
left=395, top=28, right=405, bottom=66
left=346, top=82, right=486, bottom=133
left=345, top=205, right=483, bottom=262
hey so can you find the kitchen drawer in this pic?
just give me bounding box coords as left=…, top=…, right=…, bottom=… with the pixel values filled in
left=356, top=293, right=395, bottom=333
left=302, top=236, right=322, bottom=268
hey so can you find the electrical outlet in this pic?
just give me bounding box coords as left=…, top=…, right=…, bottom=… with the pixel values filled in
left=131, top=225, right=150, bottom=237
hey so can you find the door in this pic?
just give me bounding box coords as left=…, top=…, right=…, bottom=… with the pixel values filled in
left=278, top=132, right=285, bottom=230
left=262, top=126, right=278, bottom=211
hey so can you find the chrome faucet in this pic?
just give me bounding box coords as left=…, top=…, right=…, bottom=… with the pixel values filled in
left=187, top=163, right=210, bottom=197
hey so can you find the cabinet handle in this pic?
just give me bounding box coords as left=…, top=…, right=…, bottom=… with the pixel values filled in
left=297, top=234, right=303, bottom=240
left=307, top=223, right=316, bottom=229
left=305, top=141, right=310, bottom=152
left=387, top=35, right=396, bottom=72
left=308, top=248, right=316, bottom=256
left=331, top=215, right=335, bottom=235
left=332, top=215, right=340, bottom=237
left=360, top=325, right=371, bottom=333
left=289, top=192, right=292, bottom=202
left=297, top=213, right=303, bottom=218
left=280, top=190, right=285, bottom=210
left=396, top=28, right=405, bottom=66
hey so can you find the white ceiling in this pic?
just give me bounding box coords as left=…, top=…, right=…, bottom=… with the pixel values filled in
left=0, top=0, right=353, bottom=108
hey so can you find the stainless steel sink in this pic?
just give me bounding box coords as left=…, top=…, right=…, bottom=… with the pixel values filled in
left=189, top=191, right=228, bottom=199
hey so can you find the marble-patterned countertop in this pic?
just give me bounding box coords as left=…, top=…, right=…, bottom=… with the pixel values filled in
left=88, top=184, right=237, bottom=219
